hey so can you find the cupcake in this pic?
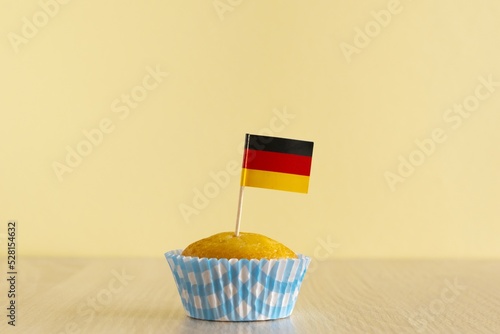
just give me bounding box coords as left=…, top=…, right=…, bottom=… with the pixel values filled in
left=165, top=232, right=310, bottom=321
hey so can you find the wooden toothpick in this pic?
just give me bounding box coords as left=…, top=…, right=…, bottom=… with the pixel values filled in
left=234, top=186, right=245, bottom=236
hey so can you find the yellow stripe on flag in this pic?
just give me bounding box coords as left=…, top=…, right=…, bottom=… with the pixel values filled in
left=240, top=168, right=310, bottom=193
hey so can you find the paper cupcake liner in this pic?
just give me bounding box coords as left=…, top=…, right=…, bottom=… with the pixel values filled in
left=165, top=249, right=310, bottom=321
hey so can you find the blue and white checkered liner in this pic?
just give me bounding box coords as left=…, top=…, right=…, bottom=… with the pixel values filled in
left=165, top=250, right=310, bottom=321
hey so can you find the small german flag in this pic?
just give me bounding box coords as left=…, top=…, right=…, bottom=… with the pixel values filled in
left=240, top=134, right=314, bottom=193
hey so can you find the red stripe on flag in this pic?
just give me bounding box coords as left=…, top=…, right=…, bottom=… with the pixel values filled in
left=242, top=149, right=312, bottom=176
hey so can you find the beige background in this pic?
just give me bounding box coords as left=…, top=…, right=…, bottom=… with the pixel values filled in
left=1, top=0, right=499, bottom=258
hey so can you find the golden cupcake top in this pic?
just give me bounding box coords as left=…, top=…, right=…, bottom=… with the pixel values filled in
left=181, top=232, right=297, bottom=260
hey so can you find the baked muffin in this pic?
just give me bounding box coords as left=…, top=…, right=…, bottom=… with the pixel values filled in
left=165, top=232, right=310, bottom=321
left=181, top=232, right=297, bottom=260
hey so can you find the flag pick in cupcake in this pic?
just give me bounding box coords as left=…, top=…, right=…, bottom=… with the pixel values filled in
left=234, top=133, right=314, bottom=236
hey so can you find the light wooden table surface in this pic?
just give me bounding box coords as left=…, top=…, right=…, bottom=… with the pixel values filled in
left=1, top=257, right=499, bottom=333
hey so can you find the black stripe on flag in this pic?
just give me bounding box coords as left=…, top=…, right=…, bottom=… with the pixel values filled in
left=245, top=134, right=314, bottom=157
